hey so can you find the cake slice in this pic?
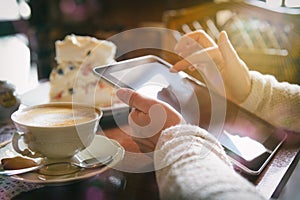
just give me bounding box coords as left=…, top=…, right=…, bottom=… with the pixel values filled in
left=49, top=34, right=117, bottom=107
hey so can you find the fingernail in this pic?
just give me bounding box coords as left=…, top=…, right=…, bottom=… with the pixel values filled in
left=222, top=31, right=228, bottom=39
left=116, top=88, right=132, bottom=105
left=116, top=88, right=125, bottom=99
left=188, top=66, right=196, bottom=71
left=174, top=47, right=183, bottom=55
left=177, top=52, right=183, bottom=56
left=169, top=67, right=178, bottom=73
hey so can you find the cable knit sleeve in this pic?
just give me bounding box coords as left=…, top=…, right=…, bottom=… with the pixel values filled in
left=240, top=71, right=300, bottom=132
left=154, top=124, right=266, bottom=200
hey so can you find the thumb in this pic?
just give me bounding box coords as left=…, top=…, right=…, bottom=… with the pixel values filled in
left=218, top=31, right=241, bottom=65
left=217, top=31, right=251, bottom=103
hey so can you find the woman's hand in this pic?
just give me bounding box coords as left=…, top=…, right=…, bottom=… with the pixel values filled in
left=116, top=88, right=184, bottom=153
left=171, top=30, right=251, bottom=104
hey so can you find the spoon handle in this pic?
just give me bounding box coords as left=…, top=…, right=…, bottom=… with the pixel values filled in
left=78, top=155, right=113, bottom=168
left=0, top=140, right=11, bottom=148
left=0, top=165, right=42, bottom=176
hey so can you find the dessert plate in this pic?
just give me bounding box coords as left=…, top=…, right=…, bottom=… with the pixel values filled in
left=0, top=135, right=124, bottom=185
left=20, top=82, right=129, bottom=118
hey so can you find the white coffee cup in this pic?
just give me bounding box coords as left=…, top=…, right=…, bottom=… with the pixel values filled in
left=11, top=102, right=102, bottom=161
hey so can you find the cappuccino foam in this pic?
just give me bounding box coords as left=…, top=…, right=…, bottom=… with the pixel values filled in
left=15, top=105, right=98, bottom=127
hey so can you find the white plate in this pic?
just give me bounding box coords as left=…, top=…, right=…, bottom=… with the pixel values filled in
left=0, top=135, right=124, bottom=185
left=19, top=82, right=129, bottom=118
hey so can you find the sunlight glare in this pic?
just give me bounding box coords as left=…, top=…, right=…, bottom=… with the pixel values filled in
left=285, top=0, right=300, bottom=7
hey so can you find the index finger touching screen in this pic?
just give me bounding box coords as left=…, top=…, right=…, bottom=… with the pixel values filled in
left=116, top=88, right=158, bottom=114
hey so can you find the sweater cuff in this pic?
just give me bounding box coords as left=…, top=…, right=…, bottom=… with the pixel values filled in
left=154, top=124, right=232, bottom=170
left=240, top=71, right=266, bottom=112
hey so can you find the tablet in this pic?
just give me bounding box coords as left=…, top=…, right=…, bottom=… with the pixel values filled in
left=220, top=110, right=287, bottom=175
left=93, top=55, right=287, bottom=175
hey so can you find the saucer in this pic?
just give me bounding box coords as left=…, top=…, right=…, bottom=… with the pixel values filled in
left=0, top=135, right=124, bottom=185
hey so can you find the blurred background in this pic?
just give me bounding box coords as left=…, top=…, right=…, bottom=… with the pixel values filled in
left=0, top=0, right=299, bottom=93
left=0, top=1, right=299, bottom=199
left=0, top=0, right=214, bottom=92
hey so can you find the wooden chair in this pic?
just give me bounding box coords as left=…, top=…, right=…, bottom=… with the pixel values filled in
left=162, top=0, right=300, bottom=83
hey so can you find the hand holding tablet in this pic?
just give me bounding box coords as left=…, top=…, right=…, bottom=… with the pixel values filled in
left=93, top=55, right=286, bottom=175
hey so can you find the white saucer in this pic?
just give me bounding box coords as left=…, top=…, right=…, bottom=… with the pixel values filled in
left=0, top=135, right=124, bottom=185
left=20, top=82, right=129, bottom=118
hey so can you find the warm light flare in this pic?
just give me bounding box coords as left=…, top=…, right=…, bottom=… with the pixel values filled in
left=266, top=0, right=282, bottom=7
left=19, top=0, right=31, bottom=19
left=267, top=0, right=300, bottom=7
left=0, top=0, right=31, bottom=20
left=285, top=0, right=300, bottom=7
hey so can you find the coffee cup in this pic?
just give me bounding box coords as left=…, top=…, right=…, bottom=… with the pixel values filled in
left=11, top=102, right=102, bottom=161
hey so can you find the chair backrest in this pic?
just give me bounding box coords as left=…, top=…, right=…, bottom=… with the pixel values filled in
left=162, top=0, right=300, bottom=83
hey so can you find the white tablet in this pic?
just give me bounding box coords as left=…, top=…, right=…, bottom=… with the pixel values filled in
left=93, top=55, right=287, bottom=175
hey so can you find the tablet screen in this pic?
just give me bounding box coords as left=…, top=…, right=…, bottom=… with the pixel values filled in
left=109, top=61, right=189, bottom=99
left=220, top=130, right=271, bottom=161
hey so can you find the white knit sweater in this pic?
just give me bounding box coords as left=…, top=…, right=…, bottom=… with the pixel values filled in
left=154, top=71, right=300, bottom=200
left=241, top=71, right=300, bottom=132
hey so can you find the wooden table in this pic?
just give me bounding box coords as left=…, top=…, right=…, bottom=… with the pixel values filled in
left=1, top=84, right=299, bottom=200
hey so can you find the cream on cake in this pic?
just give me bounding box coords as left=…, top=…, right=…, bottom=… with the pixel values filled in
left=49, top=34, right=117, bottom=107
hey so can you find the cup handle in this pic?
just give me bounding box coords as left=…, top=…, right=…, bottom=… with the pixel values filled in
left=12, top=131, right=42, bottom=158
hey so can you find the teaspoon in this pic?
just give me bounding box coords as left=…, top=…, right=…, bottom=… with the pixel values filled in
left=0, top=155, right=113, bottom=176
